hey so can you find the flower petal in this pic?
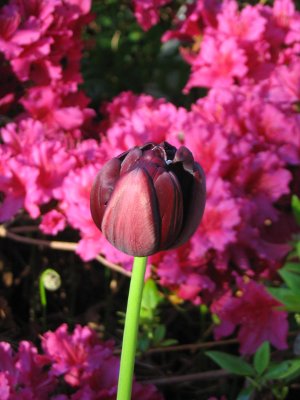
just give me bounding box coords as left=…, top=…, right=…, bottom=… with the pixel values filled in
left=172, top=162, right=206, bottom=247
left=90, top=158, right=121, bottom=230
left=154, top=170, right=183, bottom=249
left=101, top=167, right=160, bottom=256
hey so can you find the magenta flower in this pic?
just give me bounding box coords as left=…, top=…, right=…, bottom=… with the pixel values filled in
left=90, top=142, right=206, bottom=256
left=132, top=0, right=171, bottom=31
left=212, top=280, right=288, bottom=354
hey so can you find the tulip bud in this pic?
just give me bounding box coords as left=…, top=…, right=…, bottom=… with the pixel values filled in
left=90, top=142, right=206, bottom=257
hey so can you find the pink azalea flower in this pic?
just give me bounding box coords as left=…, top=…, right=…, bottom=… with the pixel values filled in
left=29, top=140, right=76, bottom=204
left=154, top=244, right=215, bottom=305
left=1, top=118, right=46, bottom=154
left=212, top=280, right=288, bottom=354
left=132, top=0, right=171, bottom=31
left=58, top=164, right=106, bottom=261
left=273, top=0, right=296, bottom=29
left=131, top=382, right=164, bottom=400
left=21, top=86, right=88, bottom=131
left=66, top=0, right=92, bottom=15
left=188, top=176, right=240, bottom=255
left=40, top=210, right=66, bottom=235
left=0, top=373, right=10, bottom=400
left=232, top=151, right=292, bottom=202
left=183, top=111, right=229, bottom=174
left=0, top=156, right=40, bottom=221
left=184, top=36, right=247, bottom=90
left=0, top=341, right=55, bottom=399
left=42, top=324, right=163, bottom=400
left=42, top=324, right=103, bottom=386
left=101, top=91, right=187, bottom=155
left=218, top=0, right=266, bottom=42
left=268, top=62, right=300, bottom=104
left=162, top=0, right=221, bottom=43
left=0, top=3, right=41, bottom=59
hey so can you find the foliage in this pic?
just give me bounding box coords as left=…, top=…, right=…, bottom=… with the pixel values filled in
left=206, top=342, right=300, bottom=400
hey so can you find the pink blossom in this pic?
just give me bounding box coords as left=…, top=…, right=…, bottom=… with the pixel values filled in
left=154, top=244, right=215, bottom=305
left=0, top=156, right=40, bottom=220
left=30, top=140, right=76, bottom=204
left=131, top=382, right=164, bottom=400
left=184, top=36, right=247, bottom=90
left=42, top=323, right=103, bottom=386
left=183, top=112, right=229, bottom=174
left=101, top=91, right=187, bottom=155
left=1, top=119, right=46, bottom=154
left=57, top=164, right=106, bottom=261
left=231, top=151, right=292, bottom=202
left=162, top=0, right=221, bottom=43
left=41, top=324, right=163, bottom=399
left=0, top=373, right=10, bottom=400
left=0, top=3, right=41, bottom=58
left=66, top=0, right=92, bottom=15
left=218, top=0, right=266, bottom=42
left=212, top=280, right=288, bottom=354
left=20, top=86, right=90, bottom=131
left=273, top=0, right=296, bottom=30
left=194, top=198, right=240, bottom=254
left=0, top=324, right=163, bottom=399
left=132, top=0, right=171, bottom=31
left=268, top=62, right=300, bottom=104
left=0, top=341, right=55, bottom=399
left=40, top=210, right=66, bottom=235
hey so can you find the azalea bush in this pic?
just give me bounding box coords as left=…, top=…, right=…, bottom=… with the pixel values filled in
left=0, top=0, right=300, bottom=399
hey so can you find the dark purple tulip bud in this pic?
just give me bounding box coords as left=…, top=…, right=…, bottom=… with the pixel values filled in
left=90, top=142, right=206, bottom=257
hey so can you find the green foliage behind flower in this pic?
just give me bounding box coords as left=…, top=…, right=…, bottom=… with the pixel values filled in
left=82, top=0, right=197, bottom=109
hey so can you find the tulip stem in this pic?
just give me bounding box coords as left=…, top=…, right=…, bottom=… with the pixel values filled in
left=117, top=256, right=147, bottom=400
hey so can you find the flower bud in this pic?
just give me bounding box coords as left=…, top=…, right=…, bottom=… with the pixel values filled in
left=90, top=142, right=206, bottom=256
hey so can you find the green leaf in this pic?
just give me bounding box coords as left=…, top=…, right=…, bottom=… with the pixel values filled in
left=138, top=336, right=150, bottom=352
left=264, top=359, right=300, bottom=381
left=279, top=269, right=300, bottom=295
left=141, top=279, right=162, bottom=310
left=296, top=242, right=300, bottom=259
left=160, top=338, right=178, bottom=347
left=276, top=359, right=300, bottom=381
left=267, top=288, right=300, bottom=312
left=254, top=342, right=270, bottom=375
left=264, top=362, right=291, bottom=380
left=140, top=279, right=162, bottom=320
left=283, top=262, right=300, bottom=273
left=205, top=351, right=255, bottom=376
left=153, top=324, right=166, bottom=343
left=292, top=195, right=300, bottom=225
left=237, top=385, right=255, bottom=400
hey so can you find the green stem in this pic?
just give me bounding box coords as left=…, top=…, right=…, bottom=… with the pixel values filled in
left=39, top=271, right=47, bottom=309
left=117, top=256, right=147, bottom=400
left=39, top=271, right=47, bottom=328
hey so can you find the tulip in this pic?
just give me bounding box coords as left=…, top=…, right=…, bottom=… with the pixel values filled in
left=90, top=141, right=206, bottom=256
left=90, top=142, right=206, bottom=400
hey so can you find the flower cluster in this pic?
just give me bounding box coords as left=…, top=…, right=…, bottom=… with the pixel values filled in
left=129, top=0, right=299, bottom=352
left=132, top=0, right=171, bottom=31
left=0, top=324, right=163, bottom=399
left=0, top=0, right=299, bottom=354
left=0, top=0, right=106, bottom=260
left=162, top=0, right=300, bottom=92
left=211, top=279, right=288, bottom=354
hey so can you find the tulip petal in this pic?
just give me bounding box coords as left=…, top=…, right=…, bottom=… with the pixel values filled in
left=154, top=170, right=183, bottom=250
left=173, top=146, right=194, bottom=174
left=172, top=162, right=206, bottom=248
left=90, top=158, right=121, bottom=230
left=120, top=147, right=142, bottom=175
left=101, top=168, right=160, bottom=256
